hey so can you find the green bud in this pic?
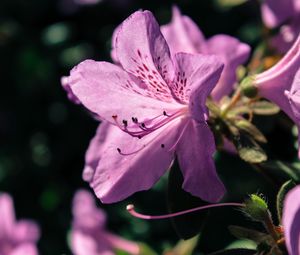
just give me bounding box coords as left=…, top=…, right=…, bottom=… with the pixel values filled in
left=240, top=76, right=258, bottom=98
left=244, top=194, right=269, bottom=222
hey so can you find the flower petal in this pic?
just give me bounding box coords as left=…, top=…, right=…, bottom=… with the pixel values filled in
left=160, top=6, right=205, bottom=56
left=172, top=53, right=224, bottom=122
left=283, top=185, right=300, bottom=255
left=82, top=122, right=113, bottom=182
left=0, top=193, right=16, bottom=238
left=14, top=220, right=40, bottom=243
left=176, top=120, right=225, bottom=203
left=71, top=230, right=114, bottom=255
left=205, top=35, right=250, bottom=101
left=115, top=11, right=175, bottom=101
left=72, top=190, right=106, bottom=230
left=110, top=23, right=121, bottom=64
left=256, top=34, right=300, bottom=120
left=10, top=244, right=39, bottom=255
left=261, top=0, right=296, bottom=28
left=90, top=119, right=181, bottom=203
left=67, top=60, right=181, bottom=126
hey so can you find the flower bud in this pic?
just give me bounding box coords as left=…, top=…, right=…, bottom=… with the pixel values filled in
left=244, top=194, right=269, bottom=222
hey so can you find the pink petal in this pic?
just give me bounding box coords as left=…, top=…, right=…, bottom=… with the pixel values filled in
left=72, top=189, right=106, bottom=230
left=82, top=122, right=113, bottom=182
left=10, top=244, right=39, bottom=255
left=283, top=185, right=300, bottom=255
left=0, top=193, right=16, bottom=238
left=71, top=230, right=113, bottom=255
left=176, top=120, right=225, bottom=203
left=256, top=34, right=300, bottom=121
left=115, top=11, right=175, bottom=102
left=261, top=0, right=296, bottom=28
left=90, top=120, right=182, bottom=203
left=110, top=24, right=121, bottom=64
left=287, top=68, right=300, bottom=122
left=61, top=76, right=80, bottom=104
left=14, top=220, right=40, bottom=243
left=205, top=35, right=250, bottom=101
left=67, top=60, right=181, bottom=126
left=172, top=53, right=224, bottom=122
left=160, top=6, right=205, bottom=56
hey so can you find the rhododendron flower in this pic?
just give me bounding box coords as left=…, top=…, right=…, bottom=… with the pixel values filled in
left=0, top=193, right=40, bottom=255
left=70, top=190, right=140, bottom=255
left=63, top=10, right=226, bottom=203
left=261, top=0, right=300, bottom=53
left=282, top=185, right=300, bottom=255
left=253, top=34, right=300, bottom=155
left=159, top=6, right=250, bottom=101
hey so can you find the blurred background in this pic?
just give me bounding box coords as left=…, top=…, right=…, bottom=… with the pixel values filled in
left=0, top=0, right=298, bottom=254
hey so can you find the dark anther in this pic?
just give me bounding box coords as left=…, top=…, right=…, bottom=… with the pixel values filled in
left=117, top=148, right=121, bottom=153
left=132, top=117, right=138, bottom=123
left=112, top=115, right=118, bottom=119
left=163, top=111, right=167, bottom=116
left=161, top=144, right=165, bottom=148
left=141, top=123, right=145, bottom=128
left=138, top=135, right=142, bottom=139
left=122, top=120, right=128, bottom=127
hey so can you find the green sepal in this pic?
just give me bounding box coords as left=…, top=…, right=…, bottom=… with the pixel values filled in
left=240, top=76, right=258, bottom=99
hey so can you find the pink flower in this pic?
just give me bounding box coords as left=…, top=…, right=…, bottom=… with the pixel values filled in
left=0, top=193, right=40, bottom=255
left=254, top=34, right=300, bottom=155
left=64, top=10, right=226, bottom=203
left=70, top=190, right=140, bottom=255
left=261, top=0, right=300, bottom=53
left=282, top=185, right=300, bottom=255
left=159, top=6, right=250, bottom=101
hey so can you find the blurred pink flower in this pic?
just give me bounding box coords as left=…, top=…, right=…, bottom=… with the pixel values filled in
left=261, top=0, right=300, bottom=53
left=0, top=193, right=40, bottom=255
left=254, top=34, right=300, bottom=155
left=160, top=6, right=250, bottom=101
left=63, top=10, right=226, bottom=203
left=282, top=185, right=300, bottom=255
left=70, top=190, right=139, bottom=255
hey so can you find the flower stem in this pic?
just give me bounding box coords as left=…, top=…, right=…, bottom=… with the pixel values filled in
left=221, top=89, right=241, bottom=118
left=262, top=213, right=280, bottom=241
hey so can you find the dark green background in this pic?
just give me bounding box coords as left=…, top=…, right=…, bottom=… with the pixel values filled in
left=0, top=0, right=297, bottom=254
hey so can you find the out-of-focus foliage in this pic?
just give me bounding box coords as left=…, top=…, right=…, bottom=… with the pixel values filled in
left=0, top=0, right=298, bottom=254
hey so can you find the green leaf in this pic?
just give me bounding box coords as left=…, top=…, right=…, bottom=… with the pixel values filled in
left=164, top=236, right=199, bottom=255
left=228, top=225, right=272, bottom=244
left=234, top=119, right=267, bottom=143
left=208, top=248, right=257, bottom=255
left=168, top=159, right=208, bottom=240
left=250, top=101, right=280, bottom=115
left=276, top=180, right=296, bottom=222
left=259, top=161, right=300, bottom=182
left=214, top=0, right=248, bottom=9
left=235, top=133, right=267, bottom=163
